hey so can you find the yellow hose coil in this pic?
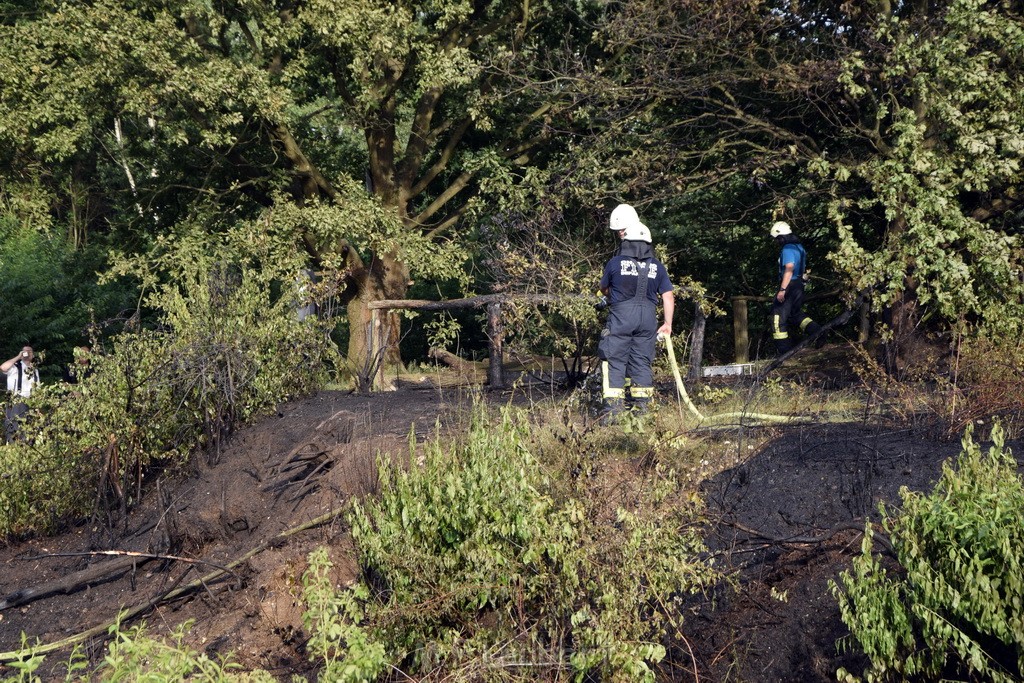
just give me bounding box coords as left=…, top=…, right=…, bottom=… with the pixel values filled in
left=658, top=334, right=802, bottom=425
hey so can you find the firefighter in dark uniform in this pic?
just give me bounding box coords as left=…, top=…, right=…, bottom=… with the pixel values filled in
left=598, top=204, right=674, bottom=420
left=770, top=220, right=822, bottom=354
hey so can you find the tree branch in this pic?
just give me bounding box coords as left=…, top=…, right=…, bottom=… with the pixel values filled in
left=270, top=122, right=338, bottom=201
left=410, top=118, right=473, bottom=197
left=424, top=201, right=470, bottom=240
left=413, top=170, right=473, bottom=226
left=399, top=87, right=442, bottom=188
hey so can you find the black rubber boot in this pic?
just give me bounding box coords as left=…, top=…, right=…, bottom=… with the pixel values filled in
left=628, top=397, right=652, bottom=415
left=600, top=398, right=625, bottom=425
left=806, top=322, right=826, bottom=348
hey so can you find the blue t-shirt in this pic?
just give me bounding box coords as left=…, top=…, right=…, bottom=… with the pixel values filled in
left=599, top=256, right=672, bottom=305
left=779, top=243, right=806, bottom=281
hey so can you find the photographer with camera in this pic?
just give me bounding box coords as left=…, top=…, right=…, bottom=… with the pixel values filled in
left=2, top=345, right=40, bottom=442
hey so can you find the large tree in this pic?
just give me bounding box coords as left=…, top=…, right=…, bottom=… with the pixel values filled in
left=567, top=0, right=1024, bottom=364
left=0, top=0, right=599, bottom=378
left=829, top=0, right=1024, bottom=364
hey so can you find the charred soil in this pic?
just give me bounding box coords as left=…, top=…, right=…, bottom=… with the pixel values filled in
left=1, top=383, right=1020, bottom=681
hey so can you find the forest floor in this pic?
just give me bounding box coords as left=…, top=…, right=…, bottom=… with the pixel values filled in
left=1, top=361, right=1021, bottom=681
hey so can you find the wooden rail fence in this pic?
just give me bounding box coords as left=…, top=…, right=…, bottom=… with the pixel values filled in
left=366, top=294, right=577, bottom=391
left=730, top=289, right=868, bottom=363
left=365, top=289, right=867, bottom=390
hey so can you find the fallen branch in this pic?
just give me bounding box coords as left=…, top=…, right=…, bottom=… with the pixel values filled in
left=0, top=555, right=148, bottom=612
left=0, top=506, right=347, bottom=663
left=428, top=347, right=476, bottom=372
left=725, top=520, right=870, bottom=546
left=262, top=413, right=352, bottom=497
left=263, top=451, right=334, bottom=500
left=9, top=549, right=240, bottom=598
left=756, top=292, right=868, bottom=380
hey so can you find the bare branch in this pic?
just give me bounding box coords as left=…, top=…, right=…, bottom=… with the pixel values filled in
left=413, top=171, right=472, bottom=226
left=410, top=118, right=473, bottom=197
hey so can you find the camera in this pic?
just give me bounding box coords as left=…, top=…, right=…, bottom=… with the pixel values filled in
left=594, top=295, right=609, bottom=311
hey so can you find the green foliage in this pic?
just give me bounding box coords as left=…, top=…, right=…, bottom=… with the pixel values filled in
left=828, top=0, right=1024, bottom=336
left=302, top=548, right=388, bottom=682
left=301, top=406, right=717, bottom=681
left=270, top=193, right=471, bottom=291
left=95, top=620, right=274, bottom=683
left=0, top=635, right=86, bottom=683
left=697, top=384, right=734, bottom=405
left=832, top=423, right=1024, bottom=682
left=0, top=620, right=274, bottom=682
left=0, top=0, right=609, bottom=369
left=420, top=311, right=462, bottom=352
left=0, top=217, right=134, bottom=379
left=565, top=0, right=1022, bottom=355
left=3, top=0, right=1022, bottom=367
left=0, top=221, right=337, bottom=539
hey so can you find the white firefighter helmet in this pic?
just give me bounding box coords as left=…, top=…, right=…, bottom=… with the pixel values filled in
left=770, top=220, right=792, bottom=237
left=609, top=203, right=652, bottom=243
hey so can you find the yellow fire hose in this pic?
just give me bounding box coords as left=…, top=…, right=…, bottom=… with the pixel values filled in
left=658, top=334, right=804, bottom=425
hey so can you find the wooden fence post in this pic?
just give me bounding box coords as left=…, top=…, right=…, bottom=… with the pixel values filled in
left=486, top=301, right=505, bottom=389
left=732, top=297, right=749, bottom=364
left=858, top=299, right=870, bottom=344
left=687, top=304, right=706, bottom=380
left=368, top=309, right=381, bottom=391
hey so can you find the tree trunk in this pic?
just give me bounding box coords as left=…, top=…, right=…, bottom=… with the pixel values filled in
left=346, top=251, right=410, bottom=391
left=879, top=217, right=920, bottom=376
left=881, top=284, right=919, bottom=377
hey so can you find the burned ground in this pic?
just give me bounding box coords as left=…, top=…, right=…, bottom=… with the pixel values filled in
left=685, top=420, right=1020, bottom=682
left=0, top=386, right=474, bottom=678
left=1, top=382, right=1020, bottom=681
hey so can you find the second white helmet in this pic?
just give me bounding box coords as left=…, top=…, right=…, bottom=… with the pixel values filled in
left=609, top=203, right=652, bottom=243
left=770, top=220, right=792, bottom=237
left=632, top=224, right=652, bottom=243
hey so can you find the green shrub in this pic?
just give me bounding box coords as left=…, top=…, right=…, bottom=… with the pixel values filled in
left=0, top=217, right=136, bottom=381
left=0, top=224, right=337, bottom=539
left=930, top=335, right=1024, bottom=440
left=301, top=406, right=718, bottom=682
left=1, top=620, right=274, bottom=682
left=832, top=423, right=1024, bottom=682
left=95, top=620, right=274, bottom=683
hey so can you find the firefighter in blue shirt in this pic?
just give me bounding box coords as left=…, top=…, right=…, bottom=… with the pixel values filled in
left=598, top=204, right=674, bottom=420
left=770, top=220, right=822, bottom=354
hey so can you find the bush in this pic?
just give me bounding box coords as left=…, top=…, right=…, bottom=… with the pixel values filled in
left=0, top=217, right=135, bottom=381
left=301, top=406, right=718, bottom=682
left=1, top=620, right=274, bottom=682
left=0, top=224, right=337, bottom=539
left=930, top=335, right=1024, bottom=440
left=832, top=423, right=1024, bottom=682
